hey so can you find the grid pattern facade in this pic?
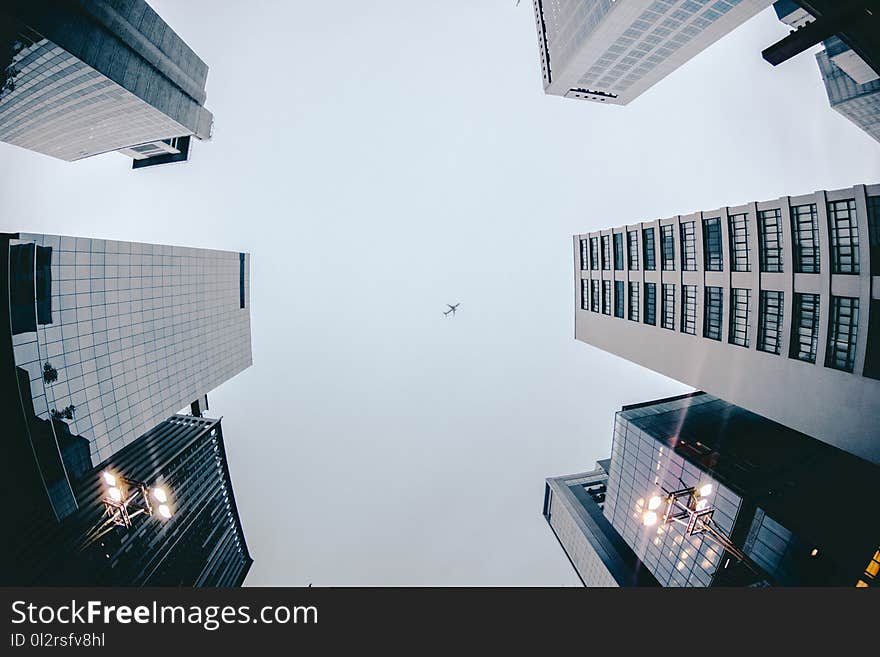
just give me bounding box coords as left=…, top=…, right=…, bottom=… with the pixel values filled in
left=0, top=38, right=190, bottom=161
left=816, top=48, right=880, bottom=145
left=573, top=184, right=880, bottom=464
left=8, top=234, right=252, bottom=467
left=531, top=1, right=771, bottom=105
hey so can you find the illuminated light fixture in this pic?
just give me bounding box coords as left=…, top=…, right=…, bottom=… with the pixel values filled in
left=648, top=496, right=663, bottom=511
left=157, top=505, right=172, bottom=519
left=643, top=511, right=658, bottom=527
left=102, top=472, right=116, bottom=487
left=695, top=499, right=709, bottom=511
left=811, top=548, right=819, bottom=557
left=108, top=487, right=122, bottom=502
left=698, top=484, right=713, bottom=497
left=152, top=487, right=168, bottom=503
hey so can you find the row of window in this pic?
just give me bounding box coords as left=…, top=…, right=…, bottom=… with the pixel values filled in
left=579, top=198, right=871, bottom=276
left=580, top=279, right=865, bottom=373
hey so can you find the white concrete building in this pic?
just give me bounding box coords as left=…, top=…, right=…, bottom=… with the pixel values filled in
left=530, top=0, right=771, bottom=105
left=573, top=183, right=880, bottom=464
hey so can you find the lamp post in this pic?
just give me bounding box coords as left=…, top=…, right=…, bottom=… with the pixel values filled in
left=78, top=471, right=174, bottom=551
left=642, top=484, right=770, bottom=584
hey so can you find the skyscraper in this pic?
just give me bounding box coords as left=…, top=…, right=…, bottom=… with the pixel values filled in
left=543, top=462, right=659, bottom=586
left=773, top=2, right=880, bottom=144
left=545, top=393, right=880, bottom=587
left=10, top=415, right=253, bottom=586
left=572, top=183, right=880, bottom=464
left=529, top=0, right=771, bottom=105
left=0, top=0, right=213, bottom=167
left=0, top=232, right=252, bottom=527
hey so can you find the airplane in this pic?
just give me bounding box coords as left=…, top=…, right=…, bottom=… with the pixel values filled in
left=443, top=303, right=460, bottom=317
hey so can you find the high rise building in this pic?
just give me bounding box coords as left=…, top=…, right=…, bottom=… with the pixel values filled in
left=10, top=415, right=253, bottom=586
left=773, top=2, right=880, bottom=144
left=572, top=183, right=880, bottom=464
left=0, top=0, right=213, bottom=167
left=529, top=0, right=771, bottom=105
left=543, top=462, right=659, bottom=586
left=545, top=393, right=880, bottom=587
left=0, top=232, right=252, bottom=528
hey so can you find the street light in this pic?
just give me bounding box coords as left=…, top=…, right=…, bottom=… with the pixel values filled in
left=641, top=484, right=770, bottom=583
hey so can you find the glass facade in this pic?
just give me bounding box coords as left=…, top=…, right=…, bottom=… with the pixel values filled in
left=758, top=209, right=783, bottom=272
left=729, top=288, right=750, bottom=348
left=703, top=286, right=723, bottom=341
left=6, top=234, right=252, bottom=472
left=680, top=221, right=696, bottom=271
left=703, top=217, right=723, bottom=271
left=660, top=225, right=675, bottom=271
left=827, top=199, right=860, bottom=274
left=642, top=227, right=656, bottom=271
left=825, top=296, right=859, bottom=372
left=728, top=213, right=751, bottom=272
left=682, top=285, right=697, bottom=336
left=790, top=293, right=820, bottom=363
left=757, top=290, right=783, bottom=355
left=791, top=204, right=820, bottom=273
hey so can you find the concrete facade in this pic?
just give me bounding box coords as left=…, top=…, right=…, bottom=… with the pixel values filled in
left=573, top=184, right=880, bottom=464
left=530, top=0, right=771, bottom=105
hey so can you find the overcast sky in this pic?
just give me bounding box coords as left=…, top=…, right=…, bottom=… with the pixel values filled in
left=2, top=2, right=879, bottom=586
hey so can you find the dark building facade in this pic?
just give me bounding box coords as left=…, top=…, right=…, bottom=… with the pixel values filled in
left=6, top=415, right=252, bottom=586
left=0, top=0, right=213, bottom=167
left=546, top=393, right=880, bottom=587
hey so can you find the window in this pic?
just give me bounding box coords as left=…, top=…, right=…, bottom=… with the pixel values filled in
left=643, top=227, right=656, bottom=271
left=757, top=290, right=783, bottom=355
left=791, top=204, right=820, bottom=273
left=579, top=239, right=589, bottom=271
left=9, top=243, right=37, bottom=335
left=703, top=286, right=722, bottom=340
left=627, top=230, right=639, bottom=270
left=682, top=285, right=697, bottom=335
left=865, top=300, right=880, bottom=380
left=660, top=225, right=675, bottom=271
left=661, top=284, right=675, bottom=330
left=35, top=245, right=52, bottom=325
left=614, top=280, right=625, bottom=318
left=591, top=279, right=600, bottom=312
left=729, top=288, right=750, bottom=347
left=590, top=237, right=599, bottom=270
left=758, top=209, right=783, bottom=273
left=790, top=293, right=820, bottom=363
left=601, top=235, right=611, bottom=270
left=703, top=217, right=723, bottom=271
left=827, top=199, right=859, bottom=274
left=728, top=213, right=751, bottom=272
left=680, top=221, right=696, bottom=271
left=613, top=233, right=625, bottom=270
left=239, top=253, right=246, bottom=309
left=825, top=296, right=859, bottom=372
left=644, top=282, right=656, bottom=326
left=602, top=280, right=611, bottom=315
left=868, top=196, right=880, bottom=276
left=628, top=282, right=640, bottom=321
left=581, top=279, right=589, bottom=310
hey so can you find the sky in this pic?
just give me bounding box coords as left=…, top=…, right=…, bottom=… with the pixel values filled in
left=2, top=1, right=879, bottom=586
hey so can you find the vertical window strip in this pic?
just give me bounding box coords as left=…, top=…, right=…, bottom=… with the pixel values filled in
left=590, top=237, right=599, bottom=270
left=791, top=204, right=820, bottom=273
left=614, top=280, right=625, bottom=318
left=703, top=286, right=722, bottom=340
left=613, top=233, right=625, bottom=270
left=601, top=235, right=611, bottom=270
left=591, top=279, right=600, bottom=312
left=758, top=209, right=783, bottom=273
left=682, top=285, right=697, bottom=335
left=602, top=280, right=611, bottom=315
left=580, top=239, right=589, bottom=271
left=790, top=293, right=820, bottom=363
left=628, top=282, right=640, bottom=322
left=702, top=217, right=723, bottom=271
left=825, top=296, right=860, bottom=372
left=660, top=224, right=675, bottom=271
left=757, top=290, right=783, bottom=355
left=680, top=221, right=696, bottom=271
left=643, top=228, right=656, bottom=271
left=581, top=278, right=589, bottom=310
left=868, top=196, right=880, bottom=276
left=728, top=214, right=751, bottom=272
left=627, top=230, right=639, bottom=270
left=828, top=199, right=860, bottom=274
left=644, top=282, right=656, bottom=326
left=729, top=288, right=750, bottom=347
left=661, top=284, right=675, bottom=330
